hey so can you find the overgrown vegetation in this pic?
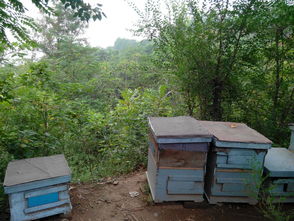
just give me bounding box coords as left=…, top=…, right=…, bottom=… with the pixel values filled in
left=0, top=0, right=293, bottom=218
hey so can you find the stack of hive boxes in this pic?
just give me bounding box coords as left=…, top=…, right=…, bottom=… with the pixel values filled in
left=146, top=116, right=273, bottom=204
left=146, top=116, right=213, bottom=202
left=201, top=121, right=272, bottom=205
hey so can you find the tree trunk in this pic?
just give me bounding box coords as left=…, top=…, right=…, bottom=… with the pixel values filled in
left=211, top=78, right=223, bottom=121
left=272, top=27, right=283, bottom=125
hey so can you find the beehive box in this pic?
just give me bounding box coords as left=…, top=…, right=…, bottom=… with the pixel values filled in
left=264, top=148, right=294, bottom=203
left=3, top=154, right=72, bottom=221
left=200, top=121, right=272, bottom=205
left=146, top=116, right=212, bottom=202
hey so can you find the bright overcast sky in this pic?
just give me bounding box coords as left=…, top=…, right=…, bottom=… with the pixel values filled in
left=23, top=0, right=146, bottom=48
left=85, top=0, right=145, bottom=48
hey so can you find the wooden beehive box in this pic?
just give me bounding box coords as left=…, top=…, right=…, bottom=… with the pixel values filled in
left=264, top=148, right=294, bottom=203
left=3, top=154, right=72, bottom=221
left=147, top=116, right=212, bottom=202
left=200, top=121, right=272, bottom=205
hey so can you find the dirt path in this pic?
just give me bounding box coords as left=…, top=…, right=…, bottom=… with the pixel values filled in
left=43, top=170, right=271, bottom=221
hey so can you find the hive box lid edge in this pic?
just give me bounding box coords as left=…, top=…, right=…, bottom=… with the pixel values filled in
left=4, top=154, right=71, bottom=187
left=148, top=116, right=213, bottom=139
left=199, top=121, right=272, bottom=148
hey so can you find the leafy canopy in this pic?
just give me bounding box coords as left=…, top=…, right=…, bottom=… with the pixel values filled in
left=0, top=0, right=105, bottom=48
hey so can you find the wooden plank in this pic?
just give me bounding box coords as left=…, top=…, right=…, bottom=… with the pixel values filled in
left=9, top=192, right=26, bottom=221
left=211, top=191, right=249, bottom=197
left=168, top=180, right=203, bottom=194
left=207, top=195, right=257, bottom=205
left=148, top=141, right=155, bottom=155
left=216, top=155, right=227, bottom=164
left=214, top=140, right=271, bottom=149
left=288, top=183, right=294, bottom=192
left=25, top=185, right=67, bottom=198
left=159, top=149, right=206, bottom=168
left=4, top=175, right=71, bottom=194
left=169, top=175, right=203, bottom=182
left=159, top=143, right=208, bottom=152
left=266, top=170, right=294, bottom=177
left=216, top=163, right=252, bottom=170
left=149, top=133, right=159, bottom=162
left=269, top=184, right=284, bottom=193
left=227, top=149, right=256, bottom=156
left=227, top=155, right=252, bottom=165
left=216, top=151, right=228, bottom=156
left=222, top=183, right=246, bottom=192
left=216, top=177, right=245, bottom=184
left=216, top=168, right=252, bottom=173
left=157, top=137, right=211, bottom=144
left=154, top=168, right=205, bottom=202
left=273, top=179, right=294, bottom=184
left=147, top=148, right=158, bottom=200
left=25, top=206, right=71, bottom=220
left=146, top=172, right=156, bottom=202
left=24, top=199, right=70, bottom=214
left=269, top=191, right=294, bottom=197
left=159, top=166, right=203, bottom=170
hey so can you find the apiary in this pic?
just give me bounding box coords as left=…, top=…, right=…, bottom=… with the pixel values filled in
left=146, top=116, right=213, bottom=202
left=200, top=121, right=272, bottom=205
left=264, top=124, right=294, bottom=203
left=3, top=154, right=72, bottom=221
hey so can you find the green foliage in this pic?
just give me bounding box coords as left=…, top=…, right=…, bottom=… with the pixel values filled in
left=0, top=0, right=105, bottom=49
left=248, top=164, right=294, bottom=221
left=134, top=0, right=293, bottom=146
left=113, top=38, right=138, bottom=51
left=0, top=147, right=13, bottom=212
left=0, top=1, right=293, bottom=219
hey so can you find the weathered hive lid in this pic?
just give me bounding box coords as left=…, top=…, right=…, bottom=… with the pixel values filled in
left=148, top=116, right=212, bottom=143
left=4, top=154, right=71, bottom=187
left=199, top=121, right=272, bottom=149
left=264, top=148, right=294, bottom=177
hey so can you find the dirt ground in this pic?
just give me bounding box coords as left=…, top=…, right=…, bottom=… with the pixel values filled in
left=2, top=170, right=293, bottom=221
left=41, top=170, right=274, bottom=221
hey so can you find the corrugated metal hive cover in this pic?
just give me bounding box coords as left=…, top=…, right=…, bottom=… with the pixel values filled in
left=4, top=154, right=71, bottom=187
left=264, top=148, right=294, bottom=177
left=200, top=121, right=272, bottom=144
left=148, top=116, right=212, bottom=138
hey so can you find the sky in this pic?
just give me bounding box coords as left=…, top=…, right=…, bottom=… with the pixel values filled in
left=23, top=0, right=146, bottom=48
left=84, top=0, right=145, bottom=48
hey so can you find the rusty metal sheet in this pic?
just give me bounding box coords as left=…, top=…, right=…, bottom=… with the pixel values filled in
left=199, top=121, right=272, bottom=144
left=148, top=116, right=212, bottom=139
left=4, top=154, right=71, bottom=187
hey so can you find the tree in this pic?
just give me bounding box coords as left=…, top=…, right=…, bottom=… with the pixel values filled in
left=37, top=2, right=89, bottom=56
left=133, top=0, right=292, bottom=122
left=0, top=0, right=105, bottom=49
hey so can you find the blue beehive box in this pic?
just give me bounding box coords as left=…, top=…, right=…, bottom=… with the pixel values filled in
left=3, top=154, right=72, bottom=221
left=146, top=116, right=213, bottom=202
left=200, top=121, right=272, bottom=205
left=264, top=148, right=294, bottom=202
left=264, top=124, right=294, bottom=203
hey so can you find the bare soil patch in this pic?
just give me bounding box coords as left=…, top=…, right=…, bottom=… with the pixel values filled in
left=43, top=170, right=272, bottom=221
